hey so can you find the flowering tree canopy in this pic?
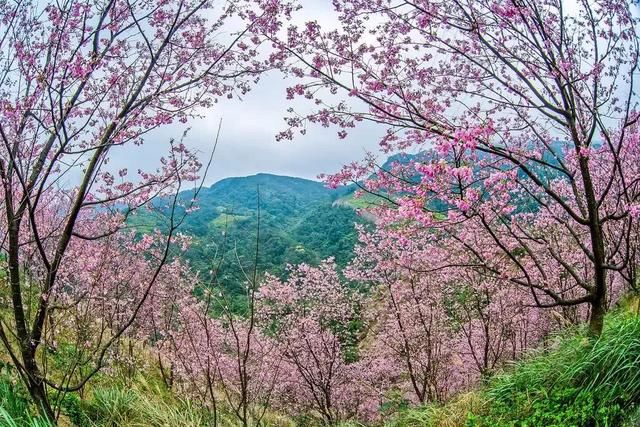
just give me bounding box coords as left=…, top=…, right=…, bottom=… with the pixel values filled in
left=0, top=0, right=284, bottom=419
left=1, top=0, right=639, bottom=424
left=268, top=0, right=640, bottom=336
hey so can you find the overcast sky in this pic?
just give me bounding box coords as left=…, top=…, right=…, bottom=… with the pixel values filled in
left=107, top=2, right=383, bottom=187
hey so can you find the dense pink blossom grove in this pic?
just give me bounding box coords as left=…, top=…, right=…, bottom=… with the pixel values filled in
left=264, top=0, right=640, bottom=337
left=257, top=260, right=375, bottom=423
left=346, top=230, right=457, bottom=404
left=0, top=0, right=286, bottom=419
left=345, top=226, right=555, bottom=404
left=163, top=291, right=285, bottom=427
left=153, top=241, right=599, bottom=424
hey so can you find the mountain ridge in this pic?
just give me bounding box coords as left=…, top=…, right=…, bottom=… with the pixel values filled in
left=130, top=173, right=363, bottom=307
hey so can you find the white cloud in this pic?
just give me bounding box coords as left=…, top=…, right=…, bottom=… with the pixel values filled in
left=107, top=1, right=384, bottom=186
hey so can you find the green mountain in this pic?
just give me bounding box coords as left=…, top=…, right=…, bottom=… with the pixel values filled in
left=129, top=174, right=363, bottom=305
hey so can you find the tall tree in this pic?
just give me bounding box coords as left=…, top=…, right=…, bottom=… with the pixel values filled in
left=0, top=0, right=281, bottom=419
left=257, top=260, right=370, bottom=424
left=269, top=0, right=640, bottom=335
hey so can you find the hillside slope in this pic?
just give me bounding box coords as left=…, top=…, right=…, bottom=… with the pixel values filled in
left=390, top=300, right=640, bottom=427
left=129, top=174, right=363, bottom=302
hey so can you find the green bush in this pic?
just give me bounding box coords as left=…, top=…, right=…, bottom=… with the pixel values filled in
left=0, top=367, right=52, bottom=426
left=0, top=407, right=52, bottom=427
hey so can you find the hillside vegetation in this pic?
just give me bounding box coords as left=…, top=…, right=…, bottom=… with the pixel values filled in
left=129, top=174, right=364, bottom=307
left=390, top=300, right=640, bottom=427
left=1, top=303, right=639, bottom=426
left=2, top=0, right=640, bottom=425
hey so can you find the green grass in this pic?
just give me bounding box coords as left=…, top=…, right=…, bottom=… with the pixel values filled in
left=0, top=366, right=223, bottom=426
left=0, top=367, right=294, bottom=426
left=82, top=382, right=220, bottom=426
left=0, top=368, right=52, bottom=426
left=336, top=192, right=390, bottom=210
left=389, top=306, right=640, bottom=427
left=210, top=213, right=250, bottom=227
left=0, top=407, right=51, bottom=427
left=479, top=313, right=640, bottom=426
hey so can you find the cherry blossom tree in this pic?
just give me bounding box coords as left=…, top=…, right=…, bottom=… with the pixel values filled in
left=346, top=231, right=455, bottom=404
left=0, top=0, right=285, bottom=419
left=151, top=198, right=285, bottom=427
left=257, top=260, right=373, bottom=424
left=164, top=299, right=284, bottom=427
left=446, top=266, right=551, bottom=377
left=48, top=228, right=198, bottom=384
left=347, top=224, right=578, bottom=407
left=269, top=0, right=640, bottom=336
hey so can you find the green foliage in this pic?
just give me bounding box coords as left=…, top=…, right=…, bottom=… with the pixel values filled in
left=59, top=393, right=91, bottom=426
left=386, top=393, right=486, bottom=427
left=130, top=174, right=364, bottom=308
left=389, top=309, right=640, bottom=427
left=291, top=203, right=362, bottom=265
left=0, top=365, right=287, bottom=426
left=0, top=408, right=52, bottom=427
left=77, top=373, right=294, bottom=426
left=477, top=312, right=640, bottom=426
left=335, top=192, right=390, bottom=210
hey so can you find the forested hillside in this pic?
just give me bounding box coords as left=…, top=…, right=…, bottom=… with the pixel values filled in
left=129, top=174, right=364, bottom=307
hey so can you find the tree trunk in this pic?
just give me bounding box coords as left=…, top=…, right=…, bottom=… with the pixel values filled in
left=587, top=231, right=607, bottom=337
left=588, top=294, right=606, bottom=337
left=577, top=153, right=607, bottom=338
left=6, top=218, right=54, bottom=422
left=27, top=376, right=55, bottom=423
